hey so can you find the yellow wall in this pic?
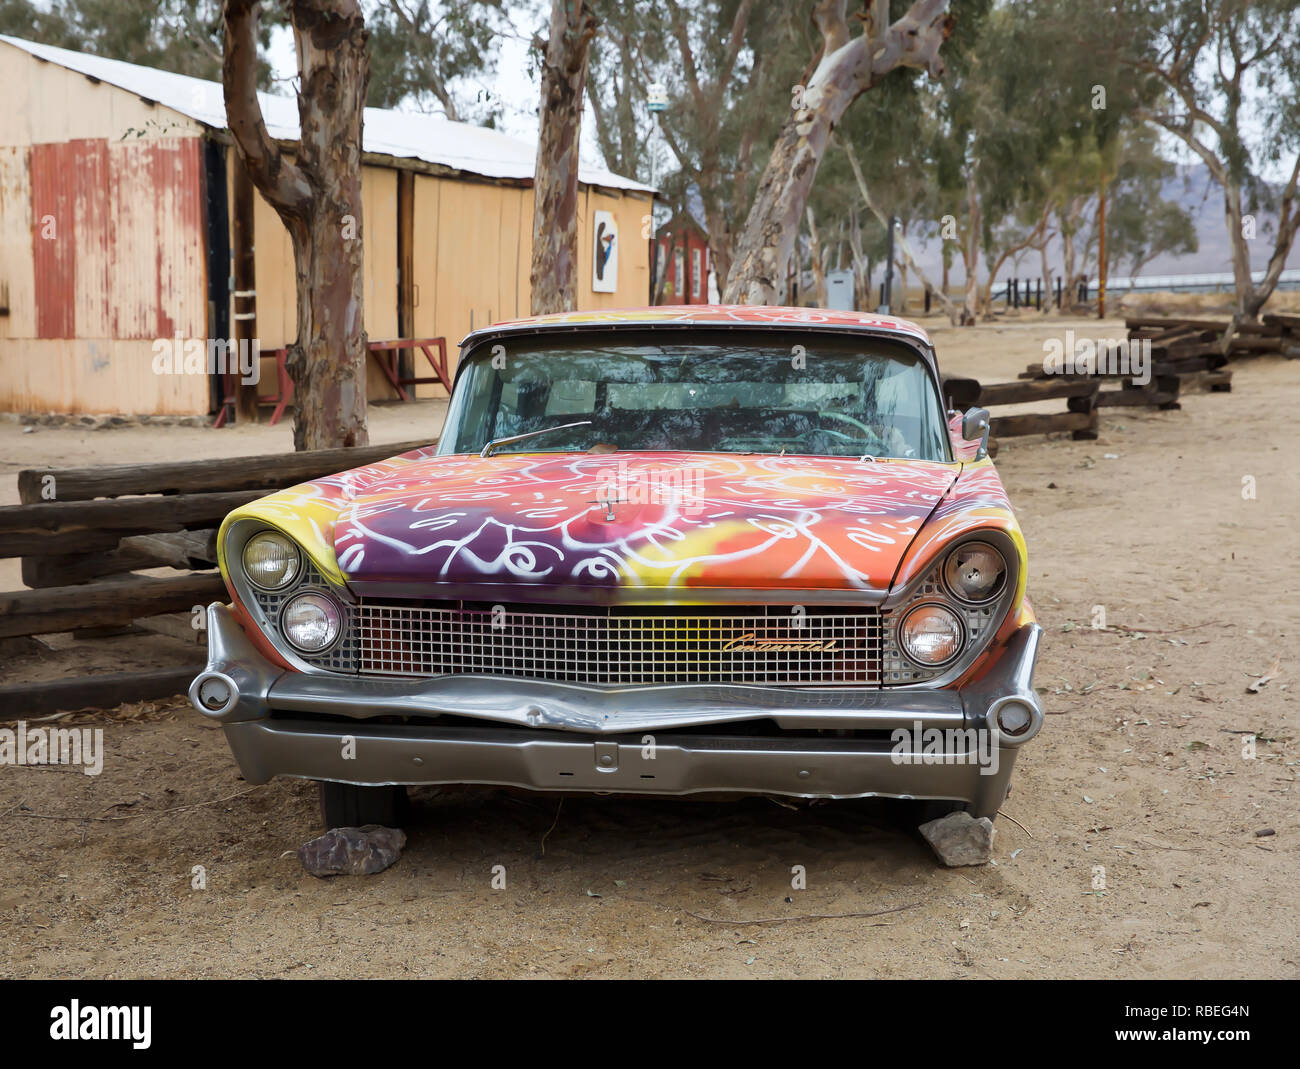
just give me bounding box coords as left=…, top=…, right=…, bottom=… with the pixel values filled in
left=252, top=169, right=652, bottom=402
left=0, top=40, right=654, bottom=416
left=243, top=162, right=401, bottom=402
left=409, top=175, right=652, bottom=397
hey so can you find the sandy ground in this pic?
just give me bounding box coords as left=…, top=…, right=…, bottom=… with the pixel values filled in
left=0, top=314, right=1296, bottom=979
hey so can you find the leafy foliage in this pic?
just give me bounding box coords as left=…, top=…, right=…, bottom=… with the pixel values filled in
left=0, top=0, right=284, bottom=87
left=365, top=0, right=507, bottom=120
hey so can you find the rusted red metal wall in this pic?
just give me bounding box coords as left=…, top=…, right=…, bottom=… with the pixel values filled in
left=28, top=137, right=205, bottom=341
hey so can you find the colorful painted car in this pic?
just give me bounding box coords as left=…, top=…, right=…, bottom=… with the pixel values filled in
left=190, top=306, right=1043, bottom=829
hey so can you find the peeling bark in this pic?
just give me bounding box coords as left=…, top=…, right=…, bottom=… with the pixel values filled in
left=223, top=0, right=370, bottom=451
left=530, top=0, right=598, bottom=316
left=722, top=0, right=951, bottom=305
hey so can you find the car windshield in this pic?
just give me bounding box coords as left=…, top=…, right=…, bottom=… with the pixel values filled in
left=438, top=329, right=950, bottom=460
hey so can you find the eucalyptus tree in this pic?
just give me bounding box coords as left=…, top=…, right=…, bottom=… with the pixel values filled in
left=723, top=0, right=956, bottom=305
left=1076, top=0, right=1300, bottom=321
left=224, top=0, right=371, bottom=450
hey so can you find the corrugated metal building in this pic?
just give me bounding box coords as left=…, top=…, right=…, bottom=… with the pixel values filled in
left=0, top=35, right=654, bottom=417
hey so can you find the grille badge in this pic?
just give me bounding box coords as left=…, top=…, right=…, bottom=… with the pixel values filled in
left=722, top=632, right=842, bottom=654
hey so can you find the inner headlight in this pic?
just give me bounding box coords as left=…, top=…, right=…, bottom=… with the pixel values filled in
left=898, top=604, right=964, bottom=666
left=943, top=541, right=1006, bottom=604
left=242, top=531, right=301, bottom=591
left=281, top=592, right=341, bottom=652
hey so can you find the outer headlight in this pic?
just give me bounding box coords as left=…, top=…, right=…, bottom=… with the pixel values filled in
left=242, top=531, right=301, bottom=591
left=281, top=592, right=341, bottom=652
left=898, top=604, right=964, bottom=666
left=943, top=541, right=1006, bottom=604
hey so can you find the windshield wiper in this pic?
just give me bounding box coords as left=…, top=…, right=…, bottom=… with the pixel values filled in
left=480, top=420, right=594, bottom=458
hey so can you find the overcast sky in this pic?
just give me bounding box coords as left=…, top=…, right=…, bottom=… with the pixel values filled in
left=266, top=4, right=620, bottom=176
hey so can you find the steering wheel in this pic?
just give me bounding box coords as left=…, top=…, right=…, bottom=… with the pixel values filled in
left=814, top=410, right=893, bottom=452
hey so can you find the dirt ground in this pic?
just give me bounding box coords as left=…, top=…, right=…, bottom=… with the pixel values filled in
left=0, top=314, right=1296, bottom=979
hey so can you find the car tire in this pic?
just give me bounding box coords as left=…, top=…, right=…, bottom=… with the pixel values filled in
left=318, top=782, right=409, bottom=829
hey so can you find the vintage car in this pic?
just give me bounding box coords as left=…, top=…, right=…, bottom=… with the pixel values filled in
left=189, top=306, right=1043, bottom=829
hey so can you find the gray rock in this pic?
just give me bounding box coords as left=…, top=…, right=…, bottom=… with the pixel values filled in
left=919, top=810, right=996, bottom=866
left=298, top=824, right=407, bottom=877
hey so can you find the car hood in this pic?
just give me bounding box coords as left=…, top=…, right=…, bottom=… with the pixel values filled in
left=325, top=451, right=958, bottom=601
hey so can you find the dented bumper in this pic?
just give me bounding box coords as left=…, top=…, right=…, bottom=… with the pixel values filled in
left=191, top=603, right=1043, bottom=818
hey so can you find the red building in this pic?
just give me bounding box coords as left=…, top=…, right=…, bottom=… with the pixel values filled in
left=654, top=211, right=710, bottom=304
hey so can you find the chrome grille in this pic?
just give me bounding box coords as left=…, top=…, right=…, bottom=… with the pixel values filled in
left=355, top=602, right=882, bottom=687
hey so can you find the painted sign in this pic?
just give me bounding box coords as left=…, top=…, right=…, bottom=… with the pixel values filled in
left=592, top=210, right=618, bottom=293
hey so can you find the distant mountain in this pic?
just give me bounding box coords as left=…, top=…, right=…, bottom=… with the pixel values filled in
left=1139, top=163, right=1299, bottom=277
left=905, top=163, right=1299, bottom=284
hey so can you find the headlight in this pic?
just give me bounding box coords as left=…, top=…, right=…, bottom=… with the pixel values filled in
left=943, top=541, right=1006, bottom=604
left=281, top=592, right=341, bottom=652
left=242, top=531, right=301, bottom=591
left=898, top=604, right=964, bottom=666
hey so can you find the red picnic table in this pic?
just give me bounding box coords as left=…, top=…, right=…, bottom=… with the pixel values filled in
left=214, top=337, right=450, bottom=428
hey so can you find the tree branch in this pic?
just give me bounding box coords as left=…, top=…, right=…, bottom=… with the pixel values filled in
left=664, top=0, right=706, bottom=113
left=222, top=0, right=312, bottom=218
left=838, top=133, right=958, bottom=323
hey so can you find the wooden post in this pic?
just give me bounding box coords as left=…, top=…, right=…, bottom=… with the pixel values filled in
left=231, top=152, right=258, bottom=424
left=1097, top=177, right=1107, bottom=319
left=397, top=169, right=415, bottom=390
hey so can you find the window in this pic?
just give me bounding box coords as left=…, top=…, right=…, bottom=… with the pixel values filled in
left=441, top=330, right=950, bottom=461
left=691, top=248, right=702, bottom=299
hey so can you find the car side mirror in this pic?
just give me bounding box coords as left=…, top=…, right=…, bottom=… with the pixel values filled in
left=962, top=406, right=991, bottom=460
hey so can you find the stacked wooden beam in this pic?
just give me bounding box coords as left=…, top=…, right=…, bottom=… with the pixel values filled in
left=1124, top=312, right=1300, bottom=391
left=1014, top=356, right=1185, bottom=409
left=943, top=375, right=1100, bottom=452
left=0, top=438, right=431, bottom=715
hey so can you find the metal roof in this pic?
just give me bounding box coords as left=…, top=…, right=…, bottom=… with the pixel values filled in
left=0, top=34, right=654, bottom=194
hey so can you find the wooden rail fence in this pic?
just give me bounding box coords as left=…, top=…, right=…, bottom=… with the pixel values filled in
left=0, top=439, right=432, bottom=716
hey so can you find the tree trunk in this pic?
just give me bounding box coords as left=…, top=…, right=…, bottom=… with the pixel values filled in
left=701, top=200, right=733, bottom=298
left=841, top=133, right=959, bottom=325
left=223, top=0, right=370, bottom=451
left=1223, top=166, right=1300, bottom=323
left=1244, top=154, right=1300, bottom=318
left=721, top=0, right=951, bottom=304
left=960, top=166, right=980, bottom=326
left=847, top=209, right=871, bottom=311
left=979, top=204, right=1050, bottom=318
left=529, top=0, right=598, bottom=316
left=806, top=207, right=828, bottom=308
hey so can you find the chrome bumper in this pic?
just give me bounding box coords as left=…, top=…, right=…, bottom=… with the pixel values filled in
left=191, top=604, right=1043, bottom=818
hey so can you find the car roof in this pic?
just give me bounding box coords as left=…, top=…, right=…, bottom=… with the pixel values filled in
left=460, top=304, right=933, bottom=351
